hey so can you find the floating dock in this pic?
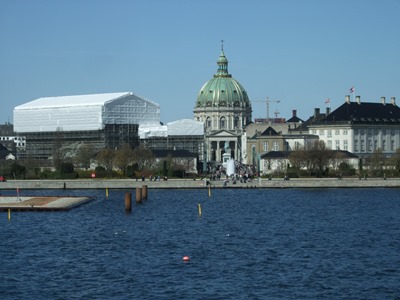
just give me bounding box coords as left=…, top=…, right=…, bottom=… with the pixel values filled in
left=0, top=196, right=93, bottom=212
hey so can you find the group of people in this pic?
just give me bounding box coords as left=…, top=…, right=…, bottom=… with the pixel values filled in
left=136, top=175, right=168, bottom=182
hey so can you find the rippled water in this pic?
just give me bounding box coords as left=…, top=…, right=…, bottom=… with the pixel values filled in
left=1, top=188, right=400, bottom=299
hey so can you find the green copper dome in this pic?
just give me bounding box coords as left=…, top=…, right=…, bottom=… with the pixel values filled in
left=195, top=49, right=251, bottom=108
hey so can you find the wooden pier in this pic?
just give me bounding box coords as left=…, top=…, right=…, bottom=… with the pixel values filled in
left=0, top=196, right=93, bottom=212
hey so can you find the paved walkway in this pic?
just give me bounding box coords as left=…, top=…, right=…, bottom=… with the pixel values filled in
left=0, top=196, right=91, bottom=211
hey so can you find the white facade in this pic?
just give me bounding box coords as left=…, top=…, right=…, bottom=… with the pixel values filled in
left=283, top=134, right=319, bottom=151
left=309, top=125, right=353, bottom=152
left=139, top=119, right=204, bottom=139
left=14, top=92, right=160, bottom=133
left=309, top=125, right=400, bottom=157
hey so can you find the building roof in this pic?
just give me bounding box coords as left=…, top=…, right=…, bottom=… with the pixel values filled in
left=325, top=100, right=400, bottom=124
left=14, top=92, right=160, bottom=132
left=139, top=119, right=204, bottom=139
left=261, top=150, right=359, bottom=160
left=260, top=126, right=279, bottom=136
left=152, top=149, right=196, bottom=158
left=195, top=49, right=251, bottom=109
left=261, top=151, right=291, bottom=159
left=286, top=116, right=303, bottom=123
left=15, top=92, right=133, bottom=109
left=0, top=143, right=12, bottom=159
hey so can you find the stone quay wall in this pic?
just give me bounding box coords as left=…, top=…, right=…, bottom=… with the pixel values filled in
left=0, top=178, right=399, bottom=190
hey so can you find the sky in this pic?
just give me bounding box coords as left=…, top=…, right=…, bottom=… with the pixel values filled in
left=1, top=0, right=400, bottom=125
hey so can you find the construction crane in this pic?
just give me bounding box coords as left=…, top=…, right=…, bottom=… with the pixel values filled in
left=252, top=97, right=280, bottom=121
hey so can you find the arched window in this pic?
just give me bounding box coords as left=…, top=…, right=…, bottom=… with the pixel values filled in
left=234, top=116, right=239, bottom=128
left=206, top=117, right=212, bottom=129
left=220, top=117, right=226, bottom=129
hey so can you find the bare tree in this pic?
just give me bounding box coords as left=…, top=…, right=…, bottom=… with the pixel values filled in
left=96, top=148, right=115, bottom=176
left=365, top=149, right=386, bottom=177
left=390, top=148, right=400, bottom=175
left=113, top=144, right=134, bottom=176
left=288, top=147, right=308, bottom=170
left=132, top=146, right=155, bottom=171
left=75, top=143, right=95, bottom=170
left=330, top=151, right=347, bottom=173
left=52, top=127, right=65, bottom=171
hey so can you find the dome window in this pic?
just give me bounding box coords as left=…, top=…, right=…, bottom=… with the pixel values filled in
left=221, top=90, right=225, bottom=93
left=220, top=101, right=227, bottom=106
left=233, top=90, right=237, bottom=93
left=206, top=101, right=212, bottom=107
left=209, top=90, right=213, bottom=93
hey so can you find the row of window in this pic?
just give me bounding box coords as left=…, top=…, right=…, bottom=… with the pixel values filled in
left=354, top=129, right=397, bottom=136
left=0, top=136, right=25, bottom=141
left=205, top=116, right=241, bottom=129
left=327, top=140, right=348, bottom=150
left=312, top=129, right=349, bottom=136
left=354, top=140, right=396, bottom=152
left=262, top=141, right=280, bottom=151
left=311, top=128, right=398, bottom=136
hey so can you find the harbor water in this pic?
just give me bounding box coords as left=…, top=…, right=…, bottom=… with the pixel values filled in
left=1, top=188, right=399, bottom=299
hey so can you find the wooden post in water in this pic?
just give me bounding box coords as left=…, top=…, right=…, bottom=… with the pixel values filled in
left=142, top=185, right=148, bottom=200
left=135, top=187, right=142, bottom=204
left=125, top=192, right=132, bottom=212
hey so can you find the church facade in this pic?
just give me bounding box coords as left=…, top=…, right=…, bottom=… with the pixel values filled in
left=194, top=46, right=252, bottom=164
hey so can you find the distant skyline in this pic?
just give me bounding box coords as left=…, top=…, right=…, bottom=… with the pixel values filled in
left=1, top=0, right=400, bottom=125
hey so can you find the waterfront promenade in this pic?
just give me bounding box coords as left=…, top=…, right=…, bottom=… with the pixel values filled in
left=0, top=177, right=399, bottom=190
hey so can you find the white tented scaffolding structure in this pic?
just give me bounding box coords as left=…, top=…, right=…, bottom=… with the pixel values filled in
left=13, top=92, right=160, bottom=160
left=14, top=92, right=160, bottom=132
left=139, top=119, right=205, bottom=156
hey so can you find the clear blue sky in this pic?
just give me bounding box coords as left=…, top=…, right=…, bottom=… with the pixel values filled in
left=1, top=0, right=400, bottom=124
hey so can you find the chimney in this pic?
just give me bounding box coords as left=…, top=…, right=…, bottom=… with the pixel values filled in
left=381, top=96, right=386, bottom=105
left=356, top=95, right=361, bottom=104
left=391, top=97, right=396, bottom=106
left=314, top=108, right=320, bottom=118
left=292, top=110, right=297, bottom=118
left=345, top=95, right=351, bottom=103
left=326, top=107, right=331, bottom=115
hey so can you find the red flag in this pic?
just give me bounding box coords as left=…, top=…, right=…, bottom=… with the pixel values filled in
left=349, top=86, right=355, bottom=93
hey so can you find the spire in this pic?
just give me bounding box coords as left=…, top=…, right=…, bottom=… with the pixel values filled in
left=215, top=40, right=231, bottom=78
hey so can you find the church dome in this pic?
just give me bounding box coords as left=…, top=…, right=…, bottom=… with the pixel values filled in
left=195, top=49, right=251, bottom=109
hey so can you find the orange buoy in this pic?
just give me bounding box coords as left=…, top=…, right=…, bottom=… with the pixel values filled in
left=182, top=256, right=190, bottom=262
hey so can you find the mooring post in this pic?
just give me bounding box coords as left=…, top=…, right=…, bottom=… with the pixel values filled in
left=142, top=185, right=148, bottom=200
left=135, top=187, right=142, bottom=204
left=125, top=192, right=132, bottom=212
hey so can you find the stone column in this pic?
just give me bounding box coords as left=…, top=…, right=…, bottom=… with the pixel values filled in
left=216, top=140, right=220, bottom=162
left=235, top=140, right=238, bottom=160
